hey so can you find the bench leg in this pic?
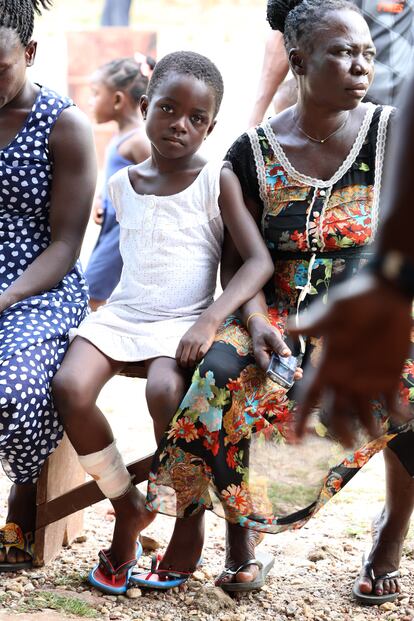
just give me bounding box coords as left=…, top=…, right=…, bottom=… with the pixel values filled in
left=34, top=434, right=85, bottom=567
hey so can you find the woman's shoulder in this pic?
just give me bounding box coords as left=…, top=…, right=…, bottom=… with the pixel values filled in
left=30, top=85, right=85, bottom=141
left=36, top=84, right=74, bottom=113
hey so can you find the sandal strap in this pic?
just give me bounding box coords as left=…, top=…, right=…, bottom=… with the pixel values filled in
left=222, top=558, right=263, bottom=576
left=374, top=569, right=401, bottom=581
left=98, top=549, right=137, bottom=577
left=156, top=568, right=193, bottom=579
left=364, top=561, right=400, bottom=583
left=143, top=554, right=194, bottom=581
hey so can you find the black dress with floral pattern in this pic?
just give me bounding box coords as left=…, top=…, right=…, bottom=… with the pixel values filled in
left=146, top=104, right=414, bottom=533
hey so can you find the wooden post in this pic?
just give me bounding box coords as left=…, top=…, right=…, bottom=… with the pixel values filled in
left=34, top=434, right=85, bottom=567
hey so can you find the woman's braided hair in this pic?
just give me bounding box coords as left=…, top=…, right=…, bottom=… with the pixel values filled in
left=98, top=56, right=156, bottom=105
left=0, top=0, right=52, bottom=46
left=267, top=0, right=362, bottom=50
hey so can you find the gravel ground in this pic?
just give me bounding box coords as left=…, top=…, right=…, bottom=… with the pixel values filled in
left=0, top=376, right=413, bottom=621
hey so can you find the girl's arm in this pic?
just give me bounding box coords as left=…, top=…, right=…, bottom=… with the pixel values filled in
left=220, top=196, right=293, bottom=372
left=0, top=107, right=97, bottom=313
left=176, top=167, right=274, bottom=367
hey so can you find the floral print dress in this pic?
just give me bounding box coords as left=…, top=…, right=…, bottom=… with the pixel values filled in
left=146, top=104, right=414, bottom=533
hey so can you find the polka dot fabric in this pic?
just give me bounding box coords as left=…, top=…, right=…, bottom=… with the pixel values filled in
left=0, top=86, right=88, bottom=483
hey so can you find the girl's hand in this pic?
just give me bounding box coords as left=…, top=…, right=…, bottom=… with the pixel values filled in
left=176, top=318, right=217, bottom=368
left=93, top=197, right=104, bottom=225
left=249, top=317, right=303, bottom=380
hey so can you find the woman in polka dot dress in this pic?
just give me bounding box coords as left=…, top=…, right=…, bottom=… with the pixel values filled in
left=0, top=0, right=96, bottom=570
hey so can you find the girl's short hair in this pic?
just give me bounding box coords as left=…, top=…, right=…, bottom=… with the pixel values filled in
left=97, top=56, right=156, bottom=104
left=267, top=0, right=362, bottom=51
left=147, top=50, right=224, bottom=117
left=0, top=0, right=51, bottom=46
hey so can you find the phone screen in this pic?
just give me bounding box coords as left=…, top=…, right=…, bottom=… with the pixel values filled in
left=266, top=353, right=299, bottom=389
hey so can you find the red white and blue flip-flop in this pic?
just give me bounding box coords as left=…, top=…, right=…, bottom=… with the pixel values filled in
left=88, top=541, right=143, bottom=595
left=130, top=553, right=201, bottom=590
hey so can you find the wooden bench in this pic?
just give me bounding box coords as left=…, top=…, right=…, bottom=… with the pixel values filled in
left=34, top=362, right=154, bottom=566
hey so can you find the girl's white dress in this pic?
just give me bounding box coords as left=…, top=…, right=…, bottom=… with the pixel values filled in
left=74, top=161, right=225, bottom=361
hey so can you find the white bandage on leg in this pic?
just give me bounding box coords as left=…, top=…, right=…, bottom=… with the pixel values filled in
left=78, top=441, right=132, bottom=500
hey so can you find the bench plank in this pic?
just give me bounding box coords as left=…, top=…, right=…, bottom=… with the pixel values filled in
left=36, top=454, right=153, bottom=529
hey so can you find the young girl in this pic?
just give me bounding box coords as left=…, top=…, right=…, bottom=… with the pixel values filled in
left=52, top=50, right=274, bottom=594
left=86, top=55, right=155, bottom=310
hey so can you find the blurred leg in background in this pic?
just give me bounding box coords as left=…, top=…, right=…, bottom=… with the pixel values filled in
left=100, top=0, right=132, bottom=26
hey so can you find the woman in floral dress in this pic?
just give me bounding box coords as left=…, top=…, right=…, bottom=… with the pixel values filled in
left=146, top=0, right=414, bottom=595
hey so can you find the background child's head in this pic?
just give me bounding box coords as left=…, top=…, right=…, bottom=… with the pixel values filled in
left=90, top=55, right=155, bottom=124
left=146, top=50, right=224, bottom=118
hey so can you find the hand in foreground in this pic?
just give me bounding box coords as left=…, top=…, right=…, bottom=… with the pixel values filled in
left=288, top=273, right=413, bottom=447
left=249, top=316, right=303, bottom=380
left=176, top=318, right=217, bottom=368
left=92, top=197, right=104, bottom=225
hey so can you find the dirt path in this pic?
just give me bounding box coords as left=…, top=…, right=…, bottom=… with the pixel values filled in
left=0, top=376, right=413, bottom=621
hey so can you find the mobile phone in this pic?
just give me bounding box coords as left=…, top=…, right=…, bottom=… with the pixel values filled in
left=266, top=352, right=301, bottom=389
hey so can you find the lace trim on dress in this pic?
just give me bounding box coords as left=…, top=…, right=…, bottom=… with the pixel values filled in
left=305, top=188, right=318, bottom=250
left=371, top=105, right=394, bottom=242
left=247, top=127, right=269, bottom=232
left=261, top=103, right=377, bottom=189
left=318, top=185, right=333, bottom=252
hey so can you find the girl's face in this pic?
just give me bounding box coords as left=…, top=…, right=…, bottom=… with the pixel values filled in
left=141, top=73, right=217, bottom=160
left=89, top=75, right=117, bottom=124
left=0, top=28, right=36, bottom=109
left=294, top=9, right=375, bottom=110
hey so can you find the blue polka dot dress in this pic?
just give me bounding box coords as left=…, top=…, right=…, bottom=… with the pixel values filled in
left=0, top=86, right=88, bottom=484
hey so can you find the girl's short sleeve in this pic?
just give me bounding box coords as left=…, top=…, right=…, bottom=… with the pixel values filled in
left=225, top=132, right=262, bottom=207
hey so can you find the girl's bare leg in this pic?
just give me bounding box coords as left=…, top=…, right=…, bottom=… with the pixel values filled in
left=52, top=337, right=154, bottom=569
left=145, top=357, right=204, bottom=572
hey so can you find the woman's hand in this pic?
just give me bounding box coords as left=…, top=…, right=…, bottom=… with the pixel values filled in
left=92, top=197, right=104, bottom=225
left=176, top=317, right=218, bottom=368
left=288, top=273, right=412, bottom=446
left=249, top=316, right=303, bottom=380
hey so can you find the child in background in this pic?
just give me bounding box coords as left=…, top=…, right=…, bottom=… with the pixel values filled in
left=86, top=55, right=155, bottom=310
left=52, top=50, right=274, bottom=594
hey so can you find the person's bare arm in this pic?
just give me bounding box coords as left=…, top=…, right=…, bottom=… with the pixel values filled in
left=376, top=83, right=414, bottom=262
left=176, top=167, right=274, bottom=367
left=0, top=107, right=97, bottom=312
left=220, top=195, right=294, bottom=371
left=119, top=129, right=151, bottom=164
left=289, top=273, right=412, bottom=446
left=289, top=78, right=414, bottom=445
left=248, top=30, right=289, bottom=128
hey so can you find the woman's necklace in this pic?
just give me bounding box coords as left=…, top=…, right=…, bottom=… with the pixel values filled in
left=295, top=113, right=350, bottom=144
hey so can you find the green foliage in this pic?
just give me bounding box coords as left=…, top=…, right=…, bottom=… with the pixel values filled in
left=19, top=591, right=98, bottom=618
